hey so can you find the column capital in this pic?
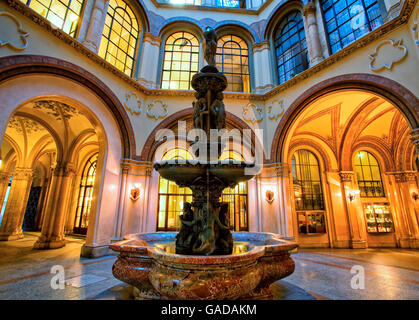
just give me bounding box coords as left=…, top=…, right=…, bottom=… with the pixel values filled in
left=143, top=32, right=162, bottom=47
left=389, top=171, right=417, bottom=183
left=303, top=2, right=316, bottom=16
left=12, top=168, right=34, bottom=180
left=252, top=40, right=270, bottom=54
left=273, top=163, right=290, bottom=178
left=0, top=171, right=9, bottom=182
left=339, top=171, right=354, bottom=183
left=53, top=162, right=76, bottom=177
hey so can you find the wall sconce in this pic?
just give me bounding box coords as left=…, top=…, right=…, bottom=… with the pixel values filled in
left=348, top=190, right=360, bottom=202
left=129, top=183, right=143, bottom=201
left=412, top=192, right=419, bottom=201
left=265, top=189, right=275, bottom=204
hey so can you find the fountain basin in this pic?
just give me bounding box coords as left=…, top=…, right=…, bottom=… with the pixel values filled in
left=110, top=232, right=298, bottom=300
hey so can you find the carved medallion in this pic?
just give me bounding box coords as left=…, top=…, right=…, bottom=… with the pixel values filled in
left=124, top=91, right=142, bottom=116
left=242, top=103, right=263, bottom=124
left=146, top=99, right=168, bottom=120
left=369, top=39, right=407, bottom=71
left=267, top=99, right=285, bottom=121
left=0, top=11, right=28, bottom=51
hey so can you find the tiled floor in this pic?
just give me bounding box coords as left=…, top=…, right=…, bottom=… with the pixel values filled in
left=0, top=233, right=418, bottom=300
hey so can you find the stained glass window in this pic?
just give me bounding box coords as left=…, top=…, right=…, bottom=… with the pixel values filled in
left=98, top=0, right=139, bottom=76
left=321, top=0, right=383, bottom=54
left=354, top=151, right=385, bottom=197
left=74, top=154, right=97, bottom=235
left=161, top=32, right=199, bottom=90
left=21, top=0, right=85, bottom=37
left=216, top=35, right=250, bottom=92
left=274, top=11, right=308, bottom=84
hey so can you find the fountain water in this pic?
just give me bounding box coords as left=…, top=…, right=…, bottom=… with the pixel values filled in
left=110, top=27, right=298, bottom=300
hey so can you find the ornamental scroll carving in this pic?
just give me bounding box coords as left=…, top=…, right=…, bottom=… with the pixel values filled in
left=369, top=39, right=407, bottom=71
left=242, top=103, right=263, bottom=124
left=0, top=11, right=28, bottom=51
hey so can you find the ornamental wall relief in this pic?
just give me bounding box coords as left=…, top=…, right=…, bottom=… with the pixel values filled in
left=242, top=103, right=263, bottom=124
left=124, top=91, right=142, bottom=116
left=0, top=11, right=28, bottom=51
left=33, top=100, right=82, bottom=120
left=369, top=39, right=407, bottom=71
left=267, top=99, right=285, bottom=121
left=146, top=99, right=168, bottom=120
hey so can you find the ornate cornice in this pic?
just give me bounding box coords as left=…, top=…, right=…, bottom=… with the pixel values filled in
left=3, top=0, right=417, bottom=102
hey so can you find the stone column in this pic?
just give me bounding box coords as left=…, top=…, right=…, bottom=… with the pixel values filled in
left=276, top=163, right=295, bottom=240
left=34, top=163, right=76, bottom=249
left=303, top=2, right=324, bottom=66
left=112, top=163, right=130, bottom=241
left=82, top=0, right=109, bottom=52
left=339, top=171, right=367, bottom=248
left=252, top=41, right=274, bottom=93
left=137, top=33, right=161, bottom=88
left=0, top=168, right=34, bottom=240
left=390, top=172, right=419, bottom=248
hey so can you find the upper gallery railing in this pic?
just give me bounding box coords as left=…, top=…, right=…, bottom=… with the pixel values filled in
left=157, top=0, right=268, bottom=10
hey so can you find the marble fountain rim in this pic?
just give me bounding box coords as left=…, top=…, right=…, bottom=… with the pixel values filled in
left=109, top=232, right=298, bottom=265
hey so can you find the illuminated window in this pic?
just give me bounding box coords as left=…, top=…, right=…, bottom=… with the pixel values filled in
left=216, top=35, right=250, bottom=92
left=157, top=148, right=248, bottom=231
left=20, top=0, right=85, bottom=37
left=364, top=203, right=394, bottom=233
left=98, top=0, right=139, bottom=76
left=161, top=32, right=199, bottom=90
left=74, top=154, right=97, bottom=235
left=321, top=0, right=383, bottom=54
left=354, top=151, right=385, bottom=197
left=274, top=11, right=308, bottom=84
left=291, top=150, right=325, bottom=234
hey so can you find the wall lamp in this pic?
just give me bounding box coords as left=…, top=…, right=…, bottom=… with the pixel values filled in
left=265, top=189, right=275, bottom=204
left=348, top=190, right=360, bottom=202
left=129, top=183, right=143, bottom=201
left=412, top=192, right=419, bottom=201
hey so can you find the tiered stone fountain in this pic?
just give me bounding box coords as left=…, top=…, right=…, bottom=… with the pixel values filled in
left=110, top=28, right=298, bottom=300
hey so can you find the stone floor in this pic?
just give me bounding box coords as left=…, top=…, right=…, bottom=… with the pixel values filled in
left=0, top=232, right=418, bottom=300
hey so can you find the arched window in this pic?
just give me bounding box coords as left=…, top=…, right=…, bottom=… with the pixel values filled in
left=74, top=154, right=98, bottom=235
left=20, top=0, right=85, bottom=37
left=157, top=148, right=248, bottom=231
left=354, top=151, right=394, bottom=233
left=291, top=149, right=326, bottom=234
left=321, top=0, right=384, bottom=54
left=274, top=11, right=308, bottom=84
left=354, top=151, right=384, bottom=197
left=98, top=0, right=139, bottom=76
left=161, top=32, right=199, bottom=90
left=216, top=35, right=250, bottom=92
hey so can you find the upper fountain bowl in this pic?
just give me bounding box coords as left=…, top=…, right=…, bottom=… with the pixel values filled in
left=154, top=159, right=258, bottom=187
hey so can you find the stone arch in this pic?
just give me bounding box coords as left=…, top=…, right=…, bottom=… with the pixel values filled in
left=271, top=74, right=419, bottom=163
left=0, top=55, right=136, bottom=159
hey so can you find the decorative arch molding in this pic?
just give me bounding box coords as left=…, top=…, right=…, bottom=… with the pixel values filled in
left=288, top=139, right=334, bottom=172
left=214, top=22, right=258, bottom=43
left=350, top=141, right=395, bottom=173
left=0, top=55, right=136, bottom=159
left=271, top=74, right=419, bottom=163
left=140, top=108, right=266, bottom=162
left=126, top=0, right=150, bottom=33
left=263, top=0, right=304, bottom=41
left=2, top=134, right=23, bottom=167
left=157, top=18, right=205, bottom=40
